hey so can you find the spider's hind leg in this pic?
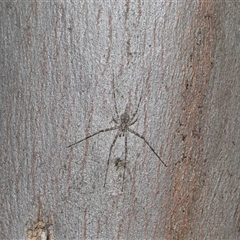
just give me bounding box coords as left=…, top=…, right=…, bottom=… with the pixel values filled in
left=127, top=128, right=167, bottom=167
left=121, top=134, right=128, bottom=191
left=104, top=133, right=119, bottom=188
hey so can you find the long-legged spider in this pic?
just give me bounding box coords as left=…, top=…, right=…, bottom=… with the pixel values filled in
left=67, top=79, right=167, bottom=190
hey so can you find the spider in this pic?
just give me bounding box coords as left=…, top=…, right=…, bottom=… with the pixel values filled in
left=67, top=79, right=167, bottom=191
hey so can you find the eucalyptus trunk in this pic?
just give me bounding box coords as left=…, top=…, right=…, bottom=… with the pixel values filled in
left=1, top=1, right=239, bottom=239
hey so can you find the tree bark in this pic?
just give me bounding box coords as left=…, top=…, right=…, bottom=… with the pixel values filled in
left=1, top=1, right=239, bottom=239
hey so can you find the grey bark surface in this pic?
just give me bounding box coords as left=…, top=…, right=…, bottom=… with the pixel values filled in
left=0, top=1, right=239, bottom=239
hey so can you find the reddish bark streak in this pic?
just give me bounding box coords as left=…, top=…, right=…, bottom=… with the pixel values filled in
left=168, top=1, right=214, bottom=238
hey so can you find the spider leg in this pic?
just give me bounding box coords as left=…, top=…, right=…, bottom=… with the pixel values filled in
left=130, top=79, right=144, bottom=122
left=112, top=117, right=119, bottom=124
left=112, top=76, right=119, bottom=119
left=127, top=128, right=167, bottom=167
left=129, top=117, right=138, bottom=126
left=104, top=132, right=119, bottom=188
left=67, top=126, right=118, bottom=148
left=122, top=134, right=128, bottom=191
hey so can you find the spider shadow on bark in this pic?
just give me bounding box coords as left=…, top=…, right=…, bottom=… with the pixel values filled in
left=67, top=78, right=167, bottom=191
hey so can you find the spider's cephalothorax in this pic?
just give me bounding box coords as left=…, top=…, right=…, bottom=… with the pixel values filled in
left=120, top=112, right=130, bottom=125
left=118, top=107, right=131, bottom=136
left=67, top=80, right=167, bottom=191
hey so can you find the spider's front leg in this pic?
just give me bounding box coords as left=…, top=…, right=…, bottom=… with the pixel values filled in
left=112, top=117, right=119, bottom=124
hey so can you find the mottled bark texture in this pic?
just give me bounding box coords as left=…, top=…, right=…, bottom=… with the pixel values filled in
left=1, top=1, right=239, bottom=239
